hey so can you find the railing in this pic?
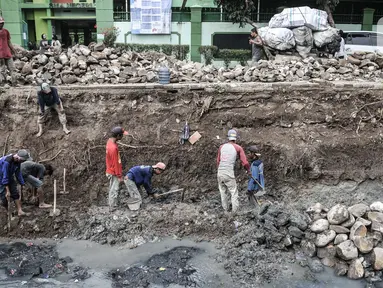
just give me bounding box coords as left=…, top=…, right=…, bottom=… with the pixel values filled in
left=202, top=12, right=274, bottom=23
left=332, top=14, right=363, bottom=24
left=113, top=11, right=191, bottom=22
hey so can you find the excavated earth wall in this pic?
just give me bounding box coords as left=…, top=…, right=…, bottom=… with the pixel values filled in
left=1, top=81, right=383, bottom=286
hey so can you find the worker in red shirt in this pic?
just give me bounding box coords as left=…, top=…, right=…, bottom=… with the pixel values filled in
left=217, top=129, right=250, bottom=215
left=106, top=126, right=128, bottom=211
left=0, top=17, right=16, bottom=85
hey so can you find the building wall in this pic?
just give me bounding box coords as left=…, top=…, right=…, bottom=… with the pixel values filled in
left=115, top=22, right=191, bottom=45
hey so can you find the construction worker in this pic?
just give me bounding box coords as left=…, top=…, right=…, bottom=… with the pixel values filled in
left=0, top=16, right=16, bottom=85
left=21, top=160, right=53, bottom=209
left=106, top=126, right=128, bottom=210
left=0, top=150, right=31, bottom=216
left=36, top=83, right=71, bottom=137
left=217, top=129, right=250, bottom=215
left=249, top=27, right=264, bottom=66
left=247, top=145, right=265, bottom=200
left=124, top=162, right=166, bottom=204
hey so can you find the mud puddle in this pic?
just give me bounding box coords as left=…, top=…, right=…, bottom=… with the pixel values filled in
left=0, top=237, right=370, bottom=288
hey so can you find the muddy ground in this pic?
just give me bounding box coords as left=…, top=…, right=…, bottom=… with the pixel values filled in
left=1, top=82, right=383, bottom=286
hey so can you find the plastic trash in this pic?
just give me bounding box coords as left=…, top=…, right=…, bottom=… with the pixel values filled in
left=159, top=267, right=166, bottom=271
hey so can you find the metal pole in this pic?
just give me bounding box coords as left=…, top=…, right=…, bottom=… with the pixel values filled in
left=257, top=0, right=260, bottom=22
left=53, top=179, right=57, bottom=214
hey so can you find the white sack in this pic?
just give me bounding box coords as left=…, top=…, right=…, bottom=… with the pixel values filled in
left=258, top=27, right=296, bottom=51
left=313, top=27, right=339, bottom=48
left=269, top=6, right=328, bottom=31
left=292, top=26, right=313, bottom=58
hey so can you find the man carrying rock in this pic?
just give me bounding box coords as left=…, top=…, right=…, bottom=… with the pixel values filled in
left=36, top=83, right=71, bottom=137
left=0, top=150, right=30, bottom=216
left=124, top=163, right=166, bottom=206
left=106, top=126, right=128, bottom=211
left=21, top=160, right=53, bottom=209
left=247, top=145, right=265, bottom=202
left=249, top=28, right=264, bottom=66
left=217, top=129, right=250, bottom=215
left=0, top=16, right=16, bottom=85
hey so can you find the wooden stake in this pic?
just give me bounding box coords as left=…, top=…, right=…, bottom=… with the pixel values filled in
left=63, top=168, right=66, bottom=193
left=53, top=179, right=57, bottom=214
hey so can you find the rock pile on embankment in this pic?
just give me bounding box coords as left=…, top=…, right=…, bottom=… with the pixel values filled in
left=302, top=202, right=383, bottom=282
left=6, top=43, right=383, bottom=86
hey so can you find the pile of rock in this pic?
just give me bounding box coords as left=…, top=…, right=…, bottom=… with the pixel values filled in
left=303, top=202, right=383, bottom=282
left=5, top=43, right=383, bottom=86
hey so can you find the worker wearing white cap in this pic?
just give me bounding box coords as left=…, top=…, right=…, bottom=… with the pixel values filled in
left=0, top=16, right=16, bottom=85
left=217, top=129, right=250, bottom=215
left=124, top=162, right=166, bottom=207
left=36, top=83, right=71, bottom=137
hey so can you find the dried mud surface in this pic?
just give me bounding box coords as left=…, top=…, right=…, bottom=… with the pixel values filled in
left=1, top=84, right=383, bottom=286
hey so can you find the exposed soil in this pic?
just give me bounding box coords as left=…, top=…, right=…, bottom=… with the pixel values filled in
left=1, top=83, right=383, bottom=286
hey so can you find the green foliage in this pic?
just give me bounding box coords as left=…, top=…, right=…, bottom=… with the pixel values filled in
left=198, top=46, right=219, bottom=65
left=102, top=27, right=120, bottom=47
left=214, top=0, right=256, bottom=27
left=316, top=0, right=340, bottom=11
left=116, top=43, right=189, bottom=60
left=218, top=49, right=252, bottom=68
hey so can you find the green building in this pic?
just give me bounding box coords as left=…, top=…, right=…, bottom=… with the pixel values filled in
left=0, top=0, right=382, bottom=62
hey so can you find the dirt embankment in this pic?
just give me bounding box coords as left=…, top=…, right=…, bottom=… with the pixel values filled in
left=1, top=82, right=383, bottom=240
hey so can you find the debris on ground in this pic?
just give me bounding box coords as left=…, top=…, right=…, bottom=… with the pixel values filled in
left=4, top=43, right=383, bottom=86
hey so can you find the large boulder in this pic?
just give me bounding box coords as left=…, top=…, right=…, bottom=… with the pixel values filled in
left=353, top=236, right=374, bottom=253
left=21, top=63, right=32, bottom=75
left=315, top=230, right=336, bottom=247
left=334, top=234, right=348, bottom=245
left=311, top=219, right=329, bottom=233
left=301, top=240, right=316, bottom=257
left=347, top=258, right=364, bottom=279
left=370, top=202, right=383, bottom=213
left=372, top=247, right=383, bottom=270
left=327, top=204, right=349, bottom=225
left=329, top=225, right=350, bottom=234
left=80, top=45, right=91, bottom=56
left=290, top=213, right=308, bottom=231
left=342, top=214, right=356, bottom=228
left=348, top=203, right=369, bottom=218
left=93, top=42, right=106, bottom=52
left=336, top=240, right=358, bottom=260
left=367, top=212, right=383, bottom=223
left=37, top=54, right=49, bottom=65
left=349, top=221, right=367, bottom=241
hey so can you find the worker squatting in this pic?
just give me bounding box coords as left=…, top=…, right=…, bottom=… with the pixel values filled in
left=0, top=84, right=265, bottom=218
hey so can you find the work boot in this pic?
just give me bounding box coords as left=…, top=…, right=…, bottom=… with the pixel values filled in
left=36, top=124, right=43, bottom=137
left=63, top=125, right=71, bottom=135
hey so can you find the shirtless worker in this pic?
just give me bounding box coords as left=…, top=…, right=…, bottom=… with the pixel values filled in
left=217, top=129, right=250, bottom=215
left=106, top=126, right=128, bottom=211
left=21, top=160, right=53, bottom=208
left=249, top=28, right=264, bottom=66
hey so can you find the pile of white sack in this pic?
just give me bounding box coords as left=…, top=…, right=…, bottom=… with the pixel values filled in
left=258, top=6, right=341, bottom=58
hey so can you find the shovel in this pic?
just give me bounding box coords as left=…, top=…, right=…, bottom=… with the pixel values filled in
left=250, top=176, right=265, bottom=196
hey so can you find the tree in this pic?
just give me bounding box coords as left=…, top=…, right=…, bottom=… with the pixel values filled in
left=316, top=0, right=339, bottom=27
left=214, top=0, right=257, bottom=27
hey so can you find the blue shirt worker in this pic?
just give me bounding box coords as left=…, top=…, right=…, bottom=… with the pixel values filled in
left=36, top=83, right=70, bottom=137
left=0, top=150, right=31, bottom=216
left=124, top=162, right=166, bottom=209
left=247, top=146, right=265, bottom=194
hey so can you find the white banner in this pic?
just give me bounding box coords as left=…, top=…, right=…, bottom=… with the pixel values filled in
left=131, top=0, right=171, bottom=34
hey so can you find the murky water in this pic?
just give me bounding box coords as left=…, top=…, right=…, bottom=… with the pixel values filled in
left=0, top=237, right=368, bottom=288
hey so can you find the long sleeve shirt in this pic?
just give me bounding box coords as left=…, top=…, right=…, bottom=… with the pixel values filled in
left=0, top=154, right=25, bottom=186
left=105, top=139, right=123, bottom=178
left=21, top=161, right=45, bottom=179
left=217, top=142, right=250, bottom=177
left=248, top=159, right=265, bottom=192
left=126, top=165, right=154, bottom=194
left=38, top=87, right=60, bottom=113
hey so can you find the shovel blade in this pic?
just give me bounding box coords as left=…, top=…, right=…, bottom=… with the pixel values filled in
left=254, top=190, right=266, bottom=197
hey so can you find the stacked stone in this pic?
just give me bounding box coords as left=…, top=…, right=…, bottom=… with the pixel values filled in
left=5, top=44, right=383, bottom=86
left=303, top=202, right=383, bottom=282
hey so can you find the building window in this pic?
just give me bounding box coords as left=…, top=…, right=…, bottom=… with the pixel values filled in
left=213, top=33, right=252, bottom=50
